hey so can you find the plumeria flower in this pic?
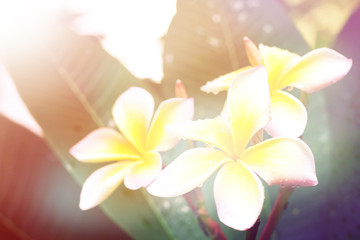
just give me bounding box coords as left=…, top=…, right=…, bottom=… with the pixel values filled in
left=70, top=87, right=194, bottom=210
left=201, top=37, right=352, bottom=137
left=148, top=66, right=318, bottom=231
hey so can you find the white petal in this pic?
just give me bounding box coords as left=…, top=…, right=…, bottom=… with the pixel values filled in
left=0, top=63, right=43, bottom=136
left=265, top=91, right=307, bottom=138
left=79, top=161, right=137, bottom=210
left=227, top=66, right=270, bottom=155
left=147, top=148, right=231, bottom=197
left=242, top=137, right=318, bottom=186
left=112, top=87, right=154, bottom=152
left=70, top=128, right=140, bottom=163
left=166, top=117, right=235, bottom=156
left=281, top=48, right=352, bottom=93
left=259, top=44, right=301, bottom=92
left=214, top=162, right=264, bottom=231
left=124, top=151, right=162, bottom=190
left=146, top=98, right=194, bottom=152
left=200, top=66, right=251, bottom=94
left=67, top=1, right=177, bottom=82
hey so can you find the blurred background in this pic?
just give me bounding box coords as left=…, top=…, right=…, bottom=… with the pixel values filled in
left=0, top=0, right=359, bottom=239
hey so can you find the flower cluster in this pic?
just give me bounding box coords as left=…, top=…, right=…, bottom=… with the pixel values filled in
left=70, top=38, right=351, bottom=231
left=202, top=37, right=352, bottom=138
left=148, top=66, right=317, bottom=230
left=70, top=87, right=193, bottom=210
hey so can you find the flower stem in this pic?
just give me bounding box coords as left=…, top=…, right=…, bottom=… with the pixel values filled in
left=141, top=189, right=176, bottom=240
left=259, top=187, right=294, bottom=240
left=183, top=141, right=226, bottom=239
left=184, top=188, right=227, bottom=240
left=246, top=218, right=261, bottom=240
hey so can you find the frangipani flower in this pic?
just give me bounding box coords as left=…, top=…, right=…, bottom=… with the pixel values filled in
left=70, top=87, right=194, bottom=210
left=148, top=66, right=318, bottom=231
left=201, top=37, right=352, bottom=137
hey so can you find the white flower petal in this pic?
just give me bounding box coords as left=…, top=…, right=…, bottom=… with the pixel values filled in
left=147, top=148, right=231, bottom=197
left=242, top=137, right=318, bottom=186
left=200, top=66, right=251, bottom=94
left=166, top=117, right=235, bottom=156
left=227, top=66, right=270, bottom=155
left=146, top=98, right=194, bottom=152
left=281, top=48, right=352, bottom=93
left=265, top=91, right=307, bottom=138
left=70, top=128, right=140, bottom=163
left=214, top=161, right=264, bottom=231
left=79, top=161, right=137, bottom=210
left=112, top=87, right=154, bottom=152
left=124, top=151, right=162, bottom=190
left=259, top=44, right=301, bottom=92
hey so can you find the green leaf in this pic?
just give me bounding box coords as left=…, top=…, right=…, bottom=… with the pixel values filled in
left=0, top=116, right=130, bottom=240
left=0, top=23, right=175, bottom=239
left=323, top=6, right=360, bottom=238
